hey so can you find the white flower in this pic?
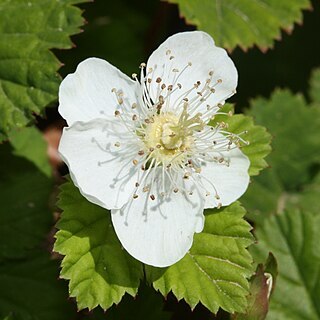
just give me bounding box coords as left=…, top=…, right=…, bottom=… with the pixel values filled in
left=58, top=31, right=250, bottom=267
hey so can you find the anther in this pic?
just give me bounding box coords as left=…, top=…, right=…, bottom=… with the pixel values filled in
left=133, top=194, right=138, bottom=199
left=131, top=103, right=137, bottom=109
left=188, top=62, right=192, bottom=66
left=161, top=84, right=166, bottom=90
left=156, top=144, right=162, bottom=149
left=168, top=85, right=173, bottom=91
left=169, top=56, right=174, bottom=60
left=132, top=114, right=137, bottom=121
left=150, top=194, right=155, bottom=200
left=177, top=83, right=182, bottom=89
left=143, top=186, right=150, bottom=192
left=147, top=78, right=152, bottom=83
left=132, top=73, right=137, bottom=79
left=156, top=77, right=162, bottom=83
left=135, top=182, right=140, bottom=187
left=166, top=50, right=171, bottom=55
left=173, top=188, right=179, bottom=193
left=217, top=79, right=223, bottom=83
left=172, top=68, right=179, bottom=72
left=149, top=147, right=155, bottom=152
left=114, top=110, right=120, bottom=116
left=132, top=159, right=138, bottom=165
left=114, top=142, right=120, bottom=147
left=138, top=150, right=145, bottom=156
left=215, top=194, right=220, bottom=200
left=140, top=62, right=146, bottom=68
left=209, top=71, right=213, bottom=76
left=217, top=203, right=222, bottom=209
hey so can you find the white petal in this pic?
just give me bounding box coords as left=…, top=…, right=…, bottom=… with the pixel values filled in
left=146, top=31, right=237, bottom=121
left=111, top=168, right=205, bottom=267
left=200, top=148, right=250, bottom=209
left=59, top=118, right=142, bottom=209
left=59, top=58, right=139, bottom=126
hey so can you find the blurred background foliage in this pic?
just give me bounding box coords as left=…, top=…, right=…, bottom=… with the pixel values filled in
left=1, top=0, right=320, bottom=319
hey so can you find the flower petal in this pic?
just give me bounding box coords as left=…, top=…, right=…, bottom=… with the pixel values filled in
left=146, top=31, right=237, bottom=121
left=59, top=118, right=142, bottom=209
left=111, top=168, right=205, bottom=267
left=59, top=58, right=139, bottom=126
left=200, top=147, right=250, bottom=209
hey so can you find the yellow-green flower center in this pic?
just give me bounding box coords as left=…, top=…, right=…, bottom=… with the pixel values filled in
left=142, top=110, right=204, bottom=166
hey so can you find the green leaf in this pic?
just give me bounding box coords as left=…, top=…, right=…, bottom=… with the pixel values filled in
left=0, top=250, right=75, bottom=320
left=54, top=180, right=144, bottom=311
left=146, top=202, right=254, bottom=314
left=249, top=89, right=320, bottom=189
left=242, top=89, right=320, bottom=222
left=309, top=68, right=320, bottom=104
left=0, top=144, right=53, bottom=261
left=251, top=210, right=320, bottom=320
left=167, top=0, right=311, bottom=50
left=91, top=285, right=171, bottom=320
left=0, top=0, right=87, bottom=139
left=8, top=127, right=51, bottom=177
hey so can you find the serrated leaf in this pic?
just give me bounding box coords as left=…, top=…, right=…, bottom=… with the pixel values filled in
left=146, top=202, right=254, bottom=314
left=91, top=285, right=171, bottom=320
left=0, top=144, right=53, bottom=260
left=209, top=104, right=272, bottom=176
left=251, top=210, right=320, bottom=320
left=167, top=0, right=311, bottom=50
left=242, top=89, right=320, bottom=222
left=0, top=0, right=87, bottom=139
left=0, top=250, right=75, bottom=320
left=8, top=127, right=51, bottom=177
left=54, top=181, right=144, bottom=311
left=309, top=68, right=320, bottom=104
left=249, top=89, right=320, bottom=189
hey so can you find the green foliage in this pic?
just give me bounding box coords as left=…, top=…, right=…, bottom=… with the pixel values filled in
left=210, top=104, right=272, bottom=177
left=249, top=90, right=320, bottom=189
left=8, top=127, right=51, bottom=177
left=54, top=181, right=144, bottom=311
left=0, top=144, right=53, bottom=261
left=0, top=0, right=87, bottom=140
left=91, top=285, right=171, bottom=320
left=146, top=202, right=254, bottom=314
left=0, top=250, right=75, bottom=320
left=309, top=68, right=320, bottom=104
left=167, top=0, right=311, bottom=50
left=242, top=89, right=320, bottom=223
left=251, top=210, right=320, bottom=320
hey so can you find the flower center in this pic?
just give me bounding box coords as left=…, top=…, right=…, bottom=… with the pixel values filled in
left=141, top=108, right=204, bottom=166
